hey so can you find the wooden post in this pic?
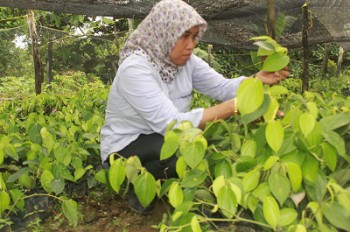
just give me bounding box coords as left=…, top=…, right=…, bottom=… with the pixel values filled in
left=46, top=40, right=53, bottom=84
left=27, top=10, right=44, bottom=95
left=267, top=0, right=276, bottom=39
left=322, top=43, right=330, bottom=79
left=336, top=46, right=344, bottom=78
left=301, top=4, right=309, bottom=93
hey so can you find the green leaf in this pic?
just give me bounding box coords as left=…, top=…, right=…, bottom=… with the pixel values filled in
left=191, top=215, right=202, bottom=232
left=306, top=102, right=319, bottom=118
left=168, top=182, right=183, bottom=208
left=40, top=170, right=54, bottom=193
left=74, top=168, right=86, bottom=181
left=263, top=97, right=279, bottom=122
left=217, top=185, right=237, bottom=219
left=320, top=112, right=350, bottom=131
left=279, top=208, right=298, bottom=227
left=252, top=182, right=271, bottom=201
left=299, top=113, right=316, bottom=137
left=125, top=156, right=141, bottom=182
left=181, top=170, right=207, bottom=188
left=242, top=170, right=260, bottom=193
left=10, top=189, right=25, bottom=210
left=160, top=131, right=180, bottom=160
left=241, top=140, right=257, bottom=158
left=134, top=172, right=157, bottom=208
left=268, top=173, right=290, bottom=205
left=40, top=127, right=55, bottom=154
left=61, top=198, right=78, bottom=227
left=240, top=93, right=271, bottom=124
left=322, top=202, right=350, bottom=231
left=0, top=147, right=3, bottom=165
left=176, top=156, right=187, bottom=179
left=214, top=159, right=232, bottom=179
left=108, top=158, right=125, bottom=193
left=262, top=53, right=290, bottom=72
left=264, top=156, right=279, bottom=171
left=265, top=120, right=284, bottom=153
left=237, top=78, right=264, bottom=116
left=286, top=162, right=302, bottom=192
left=28, top=123, right=42, bottom=144
left=51, top=178, right=65, bottom=195
left=0, top=191, right=10, bottom=214
left=212, top=176, right=225, bottom=198
left=307, top=202, right=323, bottom=224
left=263, top=196, right=280, bottom=230
left=301, top=155, right=319, bottom=183
left=6, top=167, right=29, bottom=183
left=94, top=169, right=108, bottom=184
left=323, top=131, right=347, bottom=161
left=180, top=141, right=205, bottom=169
left=321, top=142, right=337, bottom=172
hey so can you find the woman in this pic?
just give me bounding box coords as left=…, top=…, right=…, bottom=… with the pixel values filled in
left=100, top=0, right=289, bottom=213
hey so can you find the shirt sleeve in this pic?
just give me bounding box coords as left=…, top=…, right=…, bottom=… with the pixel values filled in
left=191, top=55, right=247, bottom=101
left=117, top=59, right=204, bottom=134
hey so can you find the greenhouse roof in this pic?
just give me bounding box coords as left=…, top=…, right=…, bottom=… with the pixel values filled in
left=0, top=0, right=350, bottom=49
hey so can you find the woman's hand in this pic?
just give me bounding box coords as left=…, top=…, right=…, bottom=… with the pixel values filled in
left=255, top=67, right=290, bottom=85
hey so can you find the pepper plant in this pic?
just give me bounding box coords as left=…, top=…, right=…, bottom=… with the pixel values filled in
left=107, top=37, right=350, bottom=231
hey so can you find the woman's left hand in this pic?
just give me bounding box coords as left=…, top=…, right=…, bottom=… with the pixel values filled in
left=255, top=67, right=290, bottom=85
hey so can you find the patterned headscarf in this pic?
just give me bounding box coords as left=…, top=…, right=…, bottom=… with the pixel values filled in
left=119, top=0, right=207, bottom=82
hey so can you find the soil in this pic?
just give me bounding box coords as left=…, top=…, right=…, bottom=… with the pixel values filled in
left=41, top=192, right=169, bottom=232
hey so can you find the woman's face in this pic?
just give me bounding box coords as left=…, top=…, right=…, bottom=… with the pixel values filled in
left=170, top=25, right=199, bottom=66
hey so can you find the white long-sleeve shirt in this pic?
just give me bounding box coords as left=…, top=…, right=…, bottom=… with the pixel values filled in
left=100, top=54, right=246, bottom=163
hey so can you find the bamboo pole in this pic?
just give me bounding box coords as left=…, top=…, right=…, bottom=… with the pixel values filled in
left=301, top=3, right=309, bottom=93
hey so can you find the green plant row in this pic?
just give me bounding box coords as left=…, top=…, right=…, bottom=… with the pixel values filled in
left=0, top=73, right=108, bottom=229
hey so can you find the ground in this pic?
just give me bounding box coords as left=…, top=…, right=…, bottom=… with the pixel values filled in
left=41, top=192, right=168, bottom=232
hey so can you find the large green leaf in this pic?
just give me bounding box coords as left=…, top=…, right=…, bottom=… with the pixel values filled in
left=242, top=170, right=260, bottom=193
left=263, top=96, right=279, bottom=122
left=61, top=197, right=78, bottom=227
left=237, top=77, right=264, bottom=116
left=180, top=140, right=205, bottom=169
left=134, top=172, right=157, bottom=207
left=299, top=113, right=316, bottom=137
left=217, top=185, right=237, bottom=219
left=125, top=156, right=141, bottom=182
left=40, top=127, right=55, bottom=154
left=320, top=112, right=350, bottom=131
left=286, top=162, right=302, bottom=192
left=168, top=182, right=183, bottom=208
left=301, top=155, right=319, bottom=183
left=322, top=202, right=350, bottom=231
left=323, top=131, right=347, bottom=161
left=0, top=191, right=10, bottom=214
left=268, top=173, right=290, bottom=205
left=108, top=158, right=125, bottom=193
left=321, top=142, right=337, bottom=172
left=263, top=196, right=280, bottom=230
left=266, top=120, right=284, bottom=153
left=40, top=170, right=54, bottom=193
left=262, top=53, right=290, bottom=72
left=241, top=140, right=257, bottom=158
left=160, top=131, right=180, bottom=160
left=181, top=170, right=207, bottom=188
left=51, top=178, right=65, bottom=195
left=279, top=208, right=298, bottom=227
left=240, top=93, right=271, bottom=124
left=214, top=159, right=232, bottom=179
